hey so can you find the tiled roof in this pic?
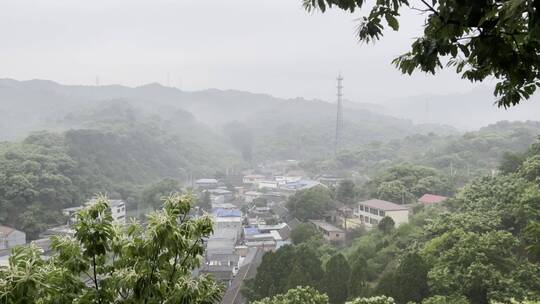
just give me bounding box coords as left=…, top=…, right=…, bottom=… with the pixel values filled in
left=309, top=220, right=344, bottom=233
left=0, top=225, right=16, bottom=237
left=196, top=178, right=218, bottom=183
left=220, top=248, right=264, bottom=304
left=243, top=227, right=260, bottom=235
left=418, top=194, right=448, bottom=204
left=214, top=209, right=242, bottom=217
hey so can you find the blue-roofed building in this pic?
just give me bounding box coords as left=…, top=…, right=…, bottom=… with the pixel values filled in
left=280, top=180, right=324, bottom=192
left=214, top=208, right=242, bottom=218
left=243, top=227, right=260, bottom=236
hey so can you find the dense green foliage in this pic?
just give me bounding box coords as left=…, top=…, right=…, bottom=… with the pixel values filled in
left=336, top=180, right=357, bottom=205
left=139, top=178, right=181, bottom=210
left=253, top=286, right=397, bottom=304
left=303, top=0, right=540, bottom=107
left=0, top=133, right=81, bottom=239
left=287, top=186, right=334, bottom=220
left=324, top=253, right=351, bottom=304
left=350, top=141, right=540, bottom=303
left=243, top=235, right=338, bottom=302
left=303, top=121, right=540, bottom=188
left=0, top=194, right=223, bottom=303
left=250, top=138, right=540, bottom=304
left=252, top=286, right=329, bottom=304
left=366, top=164, right=454, bottom=204
left=198, top=191, right=212, bottom=212
left=290, top=222, right=323, bottom=245
left=0, top=103, right=242, bottom=238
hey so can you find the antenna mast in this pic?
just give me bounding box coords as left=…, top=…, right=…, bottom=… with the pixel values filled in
left=334, top=73, right=344, bottom=156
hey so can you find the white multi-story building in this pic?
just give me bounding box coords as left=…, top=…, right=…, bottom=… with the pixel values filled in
left=257, top=180, right=280, bottom=190
left=274, top=176, right=302, bottom=185
left=195, top=178, right=218, bottom=189
left=214, top=217, right=243, bottom=240
left=242, top=175, right=266, bottom=185
left=86, top=198, right=127, bottom=225
left=353, top=199, right=409, bottom=228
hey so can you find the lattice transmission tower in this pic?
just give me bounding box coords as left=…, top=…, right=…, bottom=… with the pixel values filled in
left=334, top=73, right=344, bottom=156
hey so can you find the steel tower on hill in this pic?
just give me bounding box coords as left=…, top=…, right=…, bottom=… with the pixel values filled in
left=334, top=73, right=344, bottom=156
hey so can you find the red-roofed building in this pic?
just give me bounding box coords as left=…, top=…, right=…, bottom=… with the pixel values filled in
left=418, top=194, right=448, bottom=205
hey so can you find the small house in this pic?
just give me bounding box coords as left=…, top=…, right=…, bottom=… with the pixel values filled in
left=309, top=220, right=345, bottom=244
left=0, top=225, right=26, bottom=250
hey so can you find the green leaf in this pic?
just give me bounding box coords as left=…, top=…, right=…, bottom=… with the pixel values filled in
left=385, top=13, right=399, bottom=31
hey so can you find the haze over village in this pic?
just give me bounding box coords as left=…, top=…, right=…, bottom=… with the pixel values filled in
left=1, top=1, right=540, bottom=304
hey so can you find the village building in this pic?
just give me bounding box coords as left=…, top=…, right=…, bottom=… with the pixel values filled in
left=0, top=225, right=26, bottom=250
left=243, top=191, right=262, bottom=203
left=258, top=223, right=292, bottom=241
left=62, top=198, right=126, bottom=226
left=39, top=225, right=75, bottom=238
left=195, top=178, right=219, bottom=189
left=214, top=217, right=243, bottom=241
left=200, top=264, right=236, bottom=287
left=278, top=180, right=324, bottom=193
left=242, top=174, right=266, bottom=185
left=274, top=175, right=302, bottom=185
left=206, top=228, right=239, bottom=256
left=316, top=175, right=343, bottom=188
left=209, top=188, right=234, bottom=203
left=354, top=199, right=409, bottom=228
left=86, top=198, right=126, bottom=225
left=309, top=220, right=345, bottom=244
left=205, top=252, right=240, bottom=274
left=62, top=206, right=84, bottom=225
left=257, top=180, right=280, bottom=190
left=220, top=247, right=265, bottom=304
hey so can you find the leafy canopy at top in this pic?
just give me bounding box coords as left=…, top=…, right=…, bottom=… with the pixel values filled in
left=303, top=0, right=540, bottom=107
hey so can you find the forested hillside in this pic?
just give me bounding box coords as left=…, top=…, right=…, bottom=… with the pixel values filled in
left=302, top=121, right=540, bottom=184
left=246, top=139, right=540, bottom=304
left=0, top=79, right=455, bottom=161
left=2, top=79, right=540, bottom=244
left=0, top=102, right=241, bottom=239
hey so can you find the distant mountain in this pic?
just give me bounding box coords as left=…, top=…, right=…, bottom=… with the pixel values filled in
left=375, top=86, right=540, bottom=130
left=0, top=79, right=461, bottom=161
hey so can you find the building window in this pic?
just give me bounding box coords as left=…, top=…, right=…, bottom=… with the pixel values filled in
left=369, top=218, right=378, bottom=225
left=379, top=210, right=385, bottom=217
left=370, top=208, right=378, bottom=215
left=359, top=205, right=364, bottom=211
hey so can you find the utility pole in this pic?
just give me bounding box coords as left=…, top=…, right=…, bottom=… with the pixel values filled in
left=334, top=73, right=344, bottom=156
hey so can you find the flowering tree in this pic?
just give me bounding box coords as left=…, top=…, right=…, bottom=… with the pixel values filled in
left=0, top=194, right=223, bottom=303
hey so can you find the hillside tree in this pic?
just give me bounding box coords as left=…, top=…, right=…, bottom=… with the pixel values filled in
left=324, top=253, right=351, bottom=304
left=303, top=0, right=540, bottom=107
left=0, top=194, right=223, bottom=303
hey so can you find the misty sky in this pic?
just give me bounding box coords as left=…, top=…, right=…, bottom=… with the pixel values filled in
left=1, top=0, right=487, bottom=103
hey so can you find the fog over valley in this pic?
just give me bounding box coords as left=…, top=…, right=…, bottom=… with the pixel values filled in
left=1, top=1, right=540, bottom=304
